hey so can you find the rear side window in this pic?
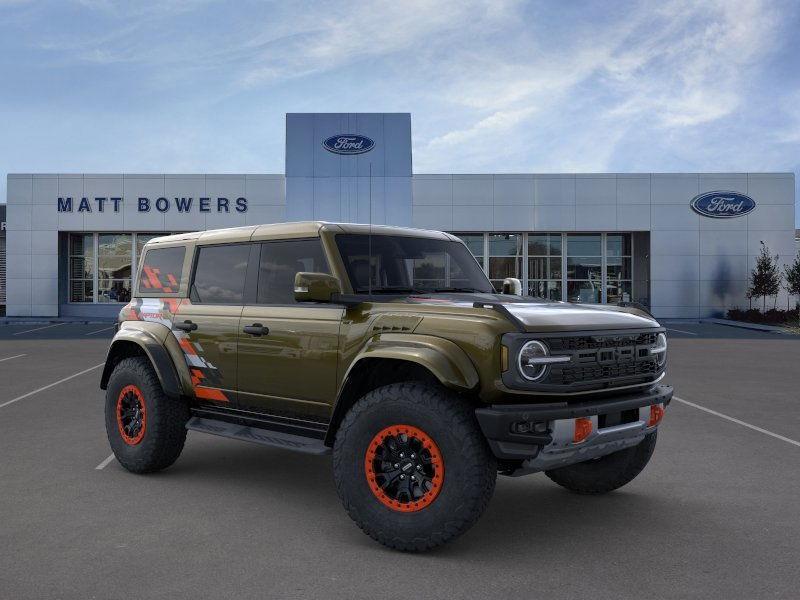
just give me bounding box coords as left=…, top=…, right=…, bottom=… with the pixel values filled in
left=139, top=246, right=186, bottom=295
left=191, top=244, right=251, bottom=304
left=257, top=239, right=329, bottom=304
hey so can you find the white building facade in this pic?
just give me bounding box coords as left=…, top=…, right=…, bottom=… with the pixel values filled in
left=4, top=113, right=797, bottom=319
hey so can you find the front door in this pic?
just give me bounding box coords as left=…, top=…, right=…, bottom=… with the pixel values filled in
left=236, top=239, right=343, bottom=420
left=174, top=243, right=254, bottom=405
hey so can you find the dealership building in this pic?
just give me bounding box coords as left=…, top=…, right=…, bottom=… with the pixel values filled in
left=3, top=112, right=797, bottom=320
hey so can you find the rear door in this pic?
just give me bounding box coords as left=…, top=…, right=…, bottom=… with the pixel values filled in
left=236, top=238, right=343, bottom=420
left=173, top=243, right=256, bottom=405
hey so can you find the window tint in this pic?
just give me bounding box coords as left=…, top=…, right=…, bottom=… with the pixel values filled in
left=335, top=234, right=493, bottom=294
left=139, top=246, right=185, bottom=295
left=257, top=239, right=329, bottom=304
left=191, top=244, right=250, bottom=304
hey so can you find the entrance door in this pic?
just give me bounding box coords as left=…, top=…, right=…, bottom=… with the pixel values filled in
left=174, top=243, right=254, bottom=405
left=236, top=239, right=343, bottom=420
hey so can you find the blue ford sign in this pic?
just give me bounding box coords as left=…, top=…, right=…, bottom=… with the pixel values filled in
left=690, top=191, right=756, bottom=218
left=323, top=134, right=374, bottom=155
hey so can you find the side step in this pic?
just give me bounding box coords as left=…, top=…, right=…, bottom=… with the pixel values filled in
left=186, top=416, right=331, bottom=455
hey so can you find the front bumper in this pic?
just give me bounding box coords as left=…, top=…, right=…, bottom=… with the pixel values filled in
left=475, top=384, right=673, bottom=475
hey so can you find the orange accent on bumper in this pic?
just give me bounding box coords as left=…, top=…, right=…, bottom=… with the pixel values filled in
left=573, top=418, right=593, bottom=443
left=648, top=404, right=665, bottom=427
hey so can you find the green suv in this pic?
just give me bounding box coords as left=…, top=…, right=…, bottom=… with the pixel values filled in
left=101, top=222, right=672, bottom=551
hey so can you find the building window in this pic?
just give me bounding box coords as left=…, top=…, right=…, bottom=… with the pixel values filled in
left=488, top=234, right=522, bottom=292
left=67, top=232, right=181, bottom=304
left=605, top=233, right=632, bottom=304
left=567, top=234, right=602, bottom=303
left=98, top=233, right=133, bottom=303
left=69, top=234, right=94, bottom=303
left=528, top=233, right=562, bottom=301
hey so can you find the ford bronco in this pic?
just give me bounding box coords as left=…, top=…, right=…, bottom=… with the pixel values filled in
left=101, top=222, right=672, bottom=551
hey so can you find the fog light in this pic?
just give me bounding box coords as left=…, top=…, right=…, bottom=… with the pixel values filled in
left=648, top=404, right=665, bottom=427
left=511, top=421, right=531, bottom=434
left=573, top=418, right=593, bottom=443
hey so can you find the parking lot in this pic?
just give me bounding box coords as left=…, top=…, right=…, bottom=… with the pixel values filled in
left=1, top=321, right=799, bottom=599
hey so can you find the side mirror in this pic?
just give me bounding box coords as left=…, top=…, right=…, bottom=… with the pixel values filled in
left=502, top=277, right=522, bottom=296
left=294, top=272, right=342, bottom=303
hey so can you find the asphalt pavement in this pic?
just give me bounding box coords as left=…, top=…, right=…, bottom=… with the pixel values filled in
left=0, top=322, right=798, bottom=599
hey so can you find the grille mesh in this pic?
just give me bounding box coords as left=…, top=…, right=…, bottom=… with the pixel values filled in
left=544, top=332, right=661, bottom=387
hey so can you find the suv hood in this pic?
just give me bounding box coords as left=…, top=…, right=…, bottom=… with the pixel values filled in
left=403, top=293, right=659, bottom=332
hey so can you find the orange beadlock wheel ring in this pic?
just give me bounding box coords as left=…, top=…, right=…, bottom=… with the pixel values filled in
left=364, top=424, right=444, bottom=513
left=116, top=385, right=147, bottom=445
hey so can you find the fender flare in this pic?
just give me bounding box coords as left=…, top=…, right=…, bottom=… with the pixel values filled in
left=325, top=333, right=479, bottom=445
left=345, top=333, right=480, bottom=391
left=100, top=325, right=185, bottom=400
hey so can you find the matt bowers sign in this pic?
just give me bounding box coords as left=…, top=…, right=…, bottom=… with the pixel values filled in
left=690, top=191, right=756, bottom=218
left=323, top=134, right=375, bottom=155
left=57, top=196, right=248, bottom=213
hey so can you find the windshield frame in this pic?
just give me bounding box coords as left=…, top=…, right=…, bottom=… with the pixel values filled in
left=333, top=233, right=494, bottom=295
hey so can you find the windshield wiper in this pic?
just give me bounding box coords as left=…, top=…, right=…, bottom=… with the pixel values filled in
left=432, top=287, right=487, bottom=293
left=354, top=286, right=428, bottom=294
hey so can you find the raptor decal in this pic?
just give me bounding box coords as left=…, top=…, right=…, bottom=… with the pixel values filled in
left=120, top=298, right=230, bottom=402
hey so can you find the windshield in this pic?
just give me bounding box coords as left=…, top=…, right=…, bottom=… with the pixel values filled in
left=335, top=234, right=494, bottom=294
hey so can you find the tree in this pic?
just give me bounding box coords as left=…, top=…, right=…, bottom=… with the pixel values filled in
left=784, top=251, right=800, bottom=311
left=748, top=241, right=781, bottom=312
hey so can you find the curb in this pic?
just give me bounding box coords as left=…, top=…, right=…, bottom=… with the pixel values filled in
left=702, top=318, right=796, bottom=334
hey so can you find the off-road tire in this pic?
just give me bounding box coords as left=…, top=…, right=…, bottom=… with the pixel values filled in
left=333, top=382, right=497, bottom=552
left=105, top=356, right=189, bottom=473
left=545, top=431, right=658, bottom=494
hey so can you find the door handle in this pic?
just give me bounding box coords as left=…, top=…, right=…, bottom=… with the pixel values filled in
left=243, top=323, right=268, bottom=336
left=174, top=320, right=198, bottom=332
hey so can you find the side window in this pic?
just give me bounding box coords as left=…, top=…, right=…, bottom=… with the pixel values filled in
left=191, top=244, right=251, bottom=304
left=139, top=246, right=186, bottom=295
left=257, top=239, right=329, bottom=304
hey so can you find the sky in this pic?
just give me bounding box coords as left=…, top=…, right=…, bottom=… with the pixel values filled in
left=1, top=0, right=798, bottom=226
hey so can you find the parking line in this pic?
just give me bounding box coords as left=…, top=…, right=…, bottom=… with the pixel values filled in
left=0, top=353, right=26, bottom=363
left=665, top=327, right=698, bottom=336
left=0, top=363, right=104, bottom=409
left=85, top=325, right=116, bottom=336
left=95, top=454, right=116, bottom=470
left=673, top=396, right=800, bottom=448
left=12, top=323, right=65, bottom=336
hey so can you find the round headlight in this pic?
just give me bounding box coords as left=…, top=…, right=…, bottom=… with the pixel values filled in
left=653, top=332, right=667, bottom=367
left=518, top=340, right=550, bottom=381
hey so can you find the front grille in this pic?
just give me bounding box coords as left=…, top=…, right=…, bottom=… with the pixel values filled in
left=544, top=332, right=661, bottom=388
left=547, top=332, right=658, bottom=352
left=549, top=359, right=659, bottom=386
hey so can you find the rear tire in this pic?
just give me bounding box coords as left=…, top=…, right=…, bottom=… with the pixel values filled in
left=333, top=382, right=496, bottom=552
left=545, top=431, right=658, bottom=494
left=105, top=356, right=189, bottom=473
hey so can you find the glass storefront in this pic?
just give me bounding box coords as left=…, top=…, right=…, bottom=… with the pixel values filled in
left=68, top=232, right=179, bottom=303
left=454, top=232, right=637, bottom=305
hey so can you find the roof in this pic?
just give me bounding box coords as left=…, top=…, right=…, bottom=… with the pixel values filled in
left=146, top=221, right=453, bottom=246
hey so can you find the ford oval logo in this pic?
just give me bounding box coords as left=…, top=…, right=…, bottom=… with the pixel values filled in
left=322, top=134, right=375, bottom=155
left=690, top=191, right=756, bottom=218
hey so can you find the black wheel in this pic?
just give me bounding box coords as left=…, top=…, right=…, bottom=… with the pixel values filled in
left=333, top=382, right=497, bottom=552
left=545, top=431, right=658, bottom=494
left=104, top=356, right=189, bottom=473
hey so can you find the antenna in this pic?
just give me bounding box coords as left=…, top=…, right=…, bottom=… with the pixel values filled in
left=368, top=162, right=372, bottom=296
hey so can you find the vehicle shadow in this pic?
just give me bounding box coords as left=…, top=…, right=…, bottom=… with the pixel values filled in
left=165, top=437, right=687, bottom=558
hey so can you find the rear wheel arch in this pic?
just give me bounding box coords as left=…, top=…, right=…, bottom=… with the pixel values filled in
left=101, top=335, right=183, bottom=400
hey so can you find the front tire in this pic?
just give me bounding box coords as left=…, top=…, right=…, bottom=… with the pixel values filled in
left=545, top=431, right=658, bottom=494
left=105, top=356, right=189, bottom=473
left=333, top=382, right=497, bottom=552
